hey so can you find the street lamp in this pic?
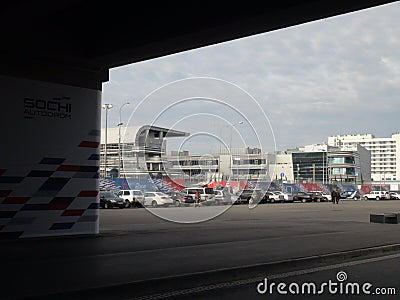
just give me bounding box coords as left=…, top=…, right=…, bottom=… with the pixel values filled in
left=229, top=121, right=243, bottom=181
left=117, top=101, right=130, bottom=177
left=296, top=163, right=300, bottom=184
left=102, top=103, right=113, bottom=178
left=229, top=121, right=244, bottom=152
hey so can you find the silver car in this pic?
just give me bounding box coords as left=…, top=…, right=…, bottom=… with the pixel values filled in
left=144, top=192, right=174, bottom=207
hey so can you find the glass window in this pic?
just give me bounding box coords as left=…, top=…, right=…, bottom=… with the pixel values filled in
left=205, top=188, right=214, bottom=194
left=328, top=157, right=344, bottom=164
left=344, top=157, right=355, bottom=164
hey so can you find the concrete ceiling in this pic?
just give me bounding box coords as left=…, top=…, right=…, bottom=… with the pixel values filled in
left=0, top=0, right=396, bottom=88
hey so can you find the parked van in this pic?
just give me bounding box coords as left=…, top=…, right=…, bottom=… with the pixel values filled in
left=119, top=190, right=145, bottom=207
left=181, top=187, right=215, bottom=205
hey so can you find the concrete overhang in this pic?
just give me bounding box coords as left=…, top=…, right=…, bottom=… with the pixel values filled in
left=0, top=1, right=395, bottom=89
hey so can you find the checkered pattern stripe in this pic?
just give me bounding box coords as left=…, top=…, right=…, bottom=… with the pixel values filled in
left=152, top=179, right=180, bottom=193
left=0, top=130, right=100, bottom=238
left=99, top=179, right=119, bottom=191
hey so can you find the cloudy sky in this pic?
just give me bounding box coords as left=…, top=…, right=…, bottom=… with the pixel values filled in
left=102, top=2, right=400, bottom=154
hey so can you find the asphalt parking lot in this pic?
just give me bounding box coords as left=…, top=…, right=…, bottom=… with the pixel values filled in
left=4, top=200, right=400, bottom=299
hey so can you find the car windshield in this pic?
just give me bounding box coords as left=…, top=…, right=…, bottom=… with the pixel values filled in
left=155, top=192, right=166, bottom=196
left=133, top=191, right=142, bottom=195
left=102, top=192, right=116, bottom=198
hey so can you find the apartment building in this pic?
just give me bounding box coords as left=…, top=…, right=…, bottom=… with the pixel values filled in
left=328, top=133, right=400, bottom=182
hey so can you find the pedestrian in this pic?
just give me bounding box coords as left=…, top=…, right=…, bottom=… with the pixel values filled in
left=331, top=189, right=336, bottom=204
left=331, top=188, right=340, bottom=204
left=335, top=189, right=340, bottom=204
left=195, top=190, right=200, bottom=207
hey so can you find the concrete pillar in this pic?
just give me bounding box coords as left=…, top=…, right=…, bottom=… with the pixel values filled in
left=0, top=75, right=101, bottom=238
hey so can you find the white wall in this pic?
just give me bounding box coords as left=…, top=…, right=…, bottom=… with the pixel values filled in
left=0, top=75, right=100, bottom=238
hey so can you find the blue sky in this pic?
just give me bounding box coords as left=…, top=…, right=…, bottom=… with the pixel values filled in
left=102, top=2, right=400, bottom=154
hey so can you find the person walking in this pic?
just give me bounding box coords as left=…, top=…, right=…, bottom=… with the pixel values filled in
left=195, top=190, right=200, bottom=207
left=331, top=189, right=336, bottom=204
left=335, top=189, right=341, bottom=204
left=331, top=188, right=340, bottom=204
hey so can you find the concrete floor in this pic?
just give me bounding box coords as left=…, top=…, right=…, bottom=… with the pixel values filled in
left=3, top=200, right=400, bottom=299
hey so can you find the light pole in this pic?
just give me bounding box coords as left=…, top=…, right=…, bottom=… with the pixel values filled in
left=117, top=101, right=130, bottom=177
left=102, top=103, right=113, bottom=178
left=229, top=121, right=243, bottom=181
left=296, top=163, right=300, bottom=184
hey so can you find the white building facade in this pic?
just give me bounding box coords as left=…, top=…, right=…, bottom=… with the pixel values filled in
left=328, top=133, right=400, bottom=182
left=166, top=147, right=269, bottom=184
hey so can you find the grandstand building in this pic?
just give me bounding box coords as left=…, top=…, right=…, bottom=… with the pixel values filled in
left=100, top=125, right=189, bottom=177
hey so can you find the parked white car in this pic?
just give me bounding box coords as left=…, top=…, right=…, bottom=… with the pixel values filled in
left=313, top=191, right=332, bottom=202
left=321, top=192, right=332, bottom=202
left=214, top=190, right=236, bottom=205
left=143, top=192, right=174, bottom=207
left=119, top=189, right=145, bottom=208
left=389, top=191, right=400, bottom=200
left=272, top=191, right=293, bottom=202
left=181, top=187, right=215, bottom=205
left=363, top=191, right=388, bottom=200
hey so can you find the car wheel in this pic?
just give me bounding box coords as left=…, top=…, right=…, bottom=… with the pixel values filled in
left=124, top=200, right=131, bottom=208
left=175, top=200, right=180, bottom=207
left=151, top=200, right=158, bottom=207
left=271, top=198, right=275, bottom=203
left=364, top=196, right=368, bottom=200
left=376, top=196, right=380, bottom=201
left=316, top=198, right=321, bottom=202
left=104, top=202, right=109, bottom=209
left=302, top=199, right=306, bottom=203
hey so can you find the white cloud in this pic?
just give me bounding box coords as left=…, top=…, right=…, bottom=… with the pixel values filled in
left=102, top=2, right=400, bottom=151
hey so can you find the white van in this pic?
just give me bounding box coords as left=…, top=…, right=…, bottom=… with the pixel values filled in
left=182, top=187, right=215, bottom=205
left=119, top=190, right=145, bottom=207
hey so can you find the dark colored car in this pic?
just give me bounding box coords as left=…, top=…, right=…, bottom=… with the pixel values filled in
left=100, top=191, right=125, bottom=209
left=292, top=191, right=313, bottom=203
left=167, top=191, right=195, bottom=206
left=340, top=190, right=361, bottom=200
left=235, top=189, right=264, bottom=204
